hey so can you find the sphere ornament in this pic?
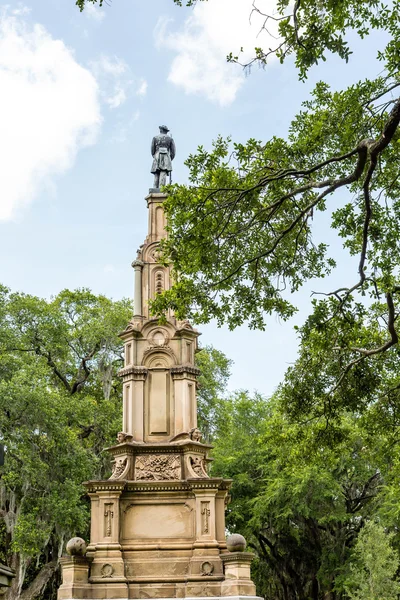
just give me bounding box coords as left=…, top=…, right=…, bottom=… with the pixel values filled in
left=226, top=533, right=247, bottom=552
left=66, top=537, right=87, bottom=556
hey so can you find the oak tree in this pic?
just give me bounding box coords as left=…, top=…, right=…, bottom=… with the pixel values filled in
left=149, top=0, right=400, bottom=409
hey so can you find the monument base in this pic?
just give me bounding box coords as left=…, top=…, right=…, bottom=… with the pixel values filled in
left=59, top=595, right=262, bottom=600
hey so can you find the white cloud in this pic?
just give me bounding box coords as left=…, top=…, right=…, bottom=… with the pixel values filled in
left=92, top=54, right=127, bottom=77
left=85, top=2, right=105, bottom=22
left=107, top=86, right=127, bottom=108
left=90, top=54, right=132, bottom=109
left=136, top=78, right=148, bottom=96
left=111, top=110, right=141, bottom=144
left=154, top=0, right=281, bottom=106
left=11, top=5, right=31, bottom=16
left=0, top=11, right=101, bottom=221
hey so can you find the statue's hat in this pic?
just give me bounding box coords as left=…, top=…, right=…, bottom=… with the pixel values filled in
left=159, top=125, right=169, bottom=132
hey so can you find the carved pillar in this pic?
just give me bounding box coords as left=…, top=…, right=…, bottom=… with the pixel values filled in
left=132, top=259, right=144, bottom=317
left=119, top=366, right=148, bottom=441
left=171, top=367, right=200, bottom=436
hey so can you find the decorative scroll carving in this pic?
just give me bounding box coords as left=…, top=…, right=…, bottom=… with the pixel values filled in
left=104, top=503, right=114, bottom=537
left=201, top=501, right=211, bottom=534
left=135, top=454, right=181, bottom=481
left=109, top=456, right=128, bottom=480
left=190, top=456, right=208, bottom=477
left=184, top=452, right=209, bottom=479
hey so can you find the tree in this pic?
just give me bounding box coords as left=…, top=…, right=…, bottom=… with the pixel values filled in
left=195, top=345, right=232, bottom=440
left=210, top=388, right=400, bottom=600
left=150, top=0, right=400, bottom=407
left=342, top=521, right=400, bottom=600
left=0, top=285, right=132, bottom=600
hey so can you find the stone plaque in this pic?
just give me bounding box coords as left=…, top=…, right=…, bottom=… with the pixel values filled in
left=123, top=503, right=193, bottom=540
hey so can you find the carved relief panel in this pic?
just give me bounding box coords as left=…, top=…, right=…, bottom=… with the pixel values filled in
left=104, top=503, right=114, bottom=537
left=134, top=454, right=181, bottom=481
left=201, top=501, right=211, bottom=535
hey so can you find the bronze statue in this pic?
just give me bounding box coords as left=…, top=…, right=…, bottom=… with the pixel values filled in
left=151, top=125, right=176, bottom=189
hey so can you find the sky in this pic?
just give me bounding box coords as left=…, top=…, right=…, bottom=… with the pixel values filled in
left=0, top=0, right=385, bottom=396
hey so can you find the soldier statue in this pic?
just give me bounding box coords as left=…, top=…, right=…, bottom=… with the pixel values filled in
left=151, top=125, right=176, bottom=189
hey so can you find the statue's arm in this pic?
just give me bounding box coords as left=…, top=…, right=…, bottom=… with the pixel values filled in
left=151, top=137, right=156, bottom=156
left=170, top=139, right=176, bottom=161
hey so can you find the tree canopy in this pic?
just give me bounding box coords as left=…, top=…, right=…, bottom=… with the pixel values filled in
left=0, top=286, right=131, bottom=599
left=210, top=386, right=400, bottom=600
left=147, top=0, right=400, bottom=413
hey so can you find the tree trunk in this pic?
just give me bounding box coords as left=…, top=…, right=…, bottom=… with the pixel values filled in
left=5, top=559, right=57, bottom=600
left=19, top=561, right=57, bottom=600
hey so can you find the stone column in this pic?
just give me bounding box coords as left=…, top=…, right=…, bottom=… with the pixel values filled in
left=132, top=259, right=144, bottom=317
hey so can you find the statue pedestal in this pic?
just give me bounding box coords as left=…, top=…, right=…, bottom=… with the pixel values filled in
left=58, top=473, right=261, bottom=600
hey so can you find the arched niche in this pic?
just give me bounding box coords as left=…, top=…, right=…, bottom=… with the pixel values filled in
left=141, top=320, right=176, bottom=341
left=142, top=242, right=159, bottom=263
left=143, top=349, right=174, bottom=440
left=142, top=346, right=176, bottom=367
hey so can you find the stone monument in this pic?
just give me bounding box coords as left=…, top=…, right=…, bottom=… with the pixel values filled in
left=58, top=128, right=259, bottom=600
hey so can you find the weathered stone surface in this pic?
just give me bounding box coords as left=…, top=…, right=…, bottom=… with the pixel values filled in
left=226, top=534, right=247, bottom=553
left=66, top=537, right=87, bottom=557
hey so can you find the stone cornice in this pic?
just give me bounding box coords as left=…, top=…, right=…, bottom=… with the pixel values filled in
left=107, top=440, right=213, bottom=454
left=170, top=366, right=201, bottom=377
left=124, top=478, right=232, bottom=493
left=118, top=366, right=148, bottom=379
left=119, top=325, right=143, bottom=340
left=220, top=552, right=255, bottom=564
left=84, top=480, right=127, bottom=493
left=145, top=192, right=168, bottom=201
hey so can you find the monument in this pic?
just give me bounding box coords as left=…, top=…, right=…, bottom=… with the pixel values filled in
left=58, top=127, right=259, bottom=600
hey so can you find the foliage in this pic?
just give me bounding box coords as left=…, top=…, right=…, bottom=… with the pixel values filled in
left=341, top=521, right=400, bottom=600
left=0, top=285, right=132, bottom=599
left=150, top=0, right=400, bottom=413
left=210, top=388, right=400, bottom=600
left=195, top=345, right=232, bottom=440
left=75, top=0, right=103, bottom=11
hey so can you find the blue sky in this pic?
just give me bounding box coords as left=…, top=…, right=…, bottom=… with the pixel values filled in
left=0, top=0, right=385, bottom=395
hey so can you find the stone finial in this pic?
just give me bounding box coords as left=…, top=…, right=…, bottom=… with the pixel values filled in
left=226, top=533, right=247, bottom=552
left=66, top=537, right=87, bottom=557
